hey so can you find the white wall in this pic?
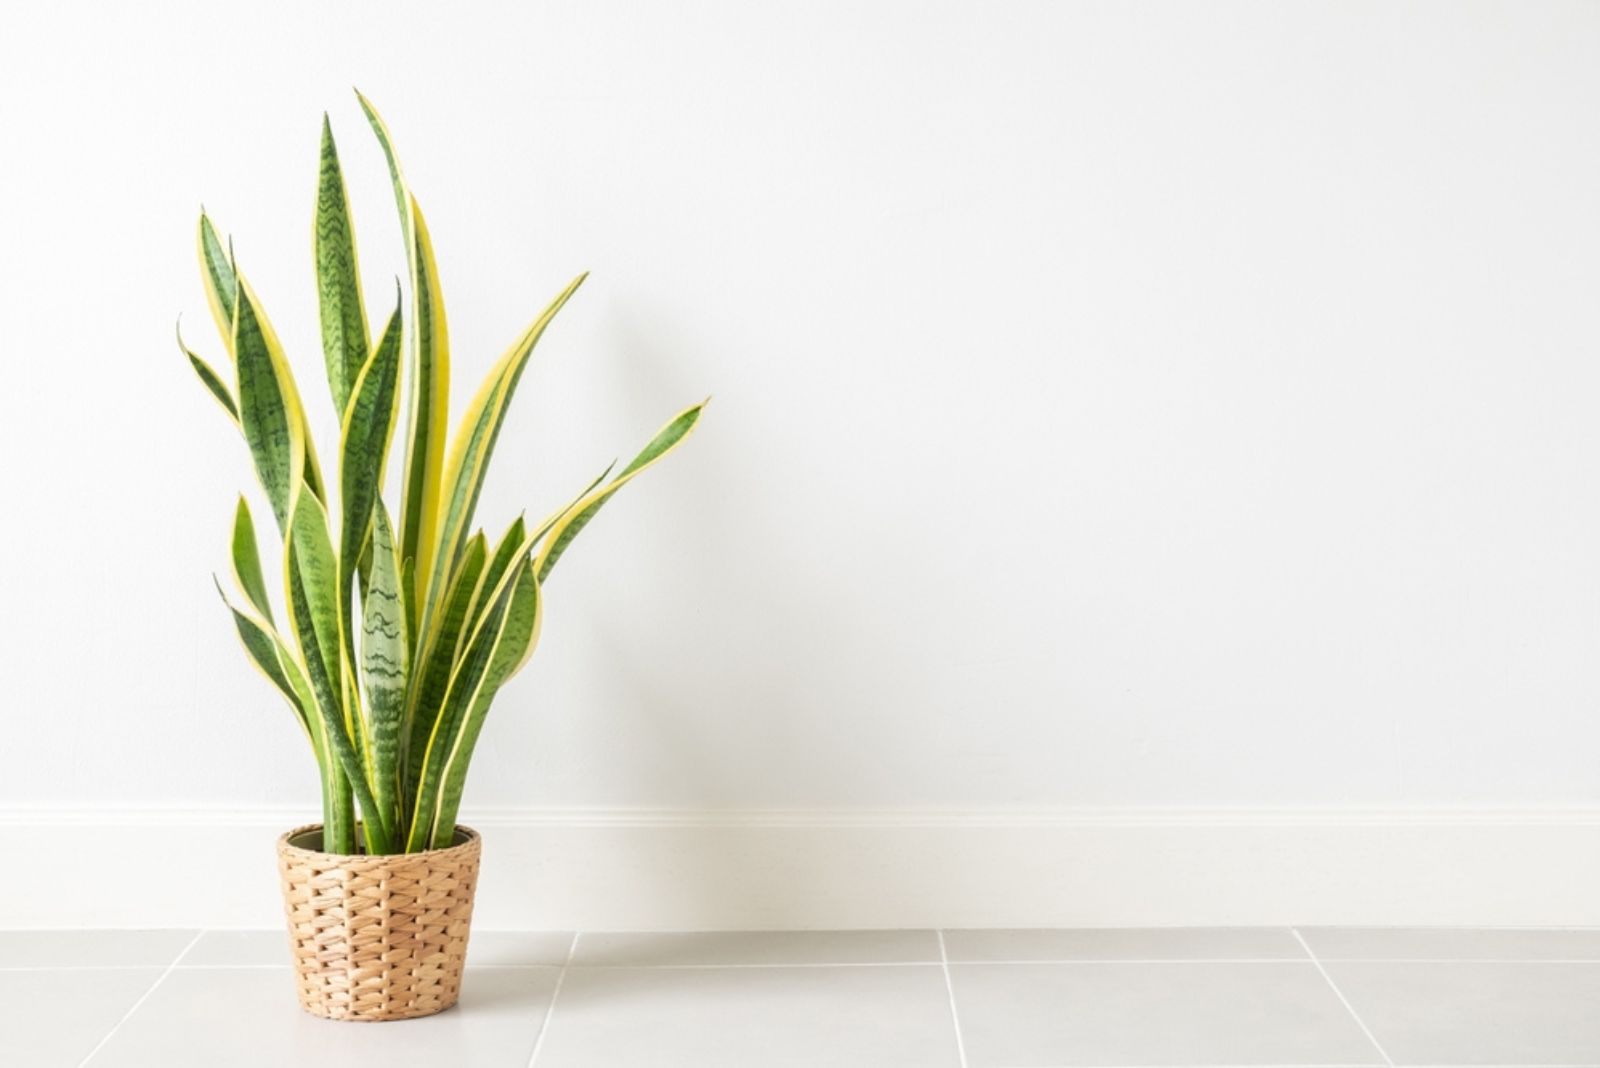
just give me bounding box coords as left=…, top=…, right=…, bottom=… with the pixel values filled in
left=4, top=1, right=1600, bottom=925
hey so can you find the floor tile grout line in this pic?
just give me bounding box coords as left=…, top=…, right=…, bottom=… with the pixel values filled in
left=18, top=955, right=1600, bottom=972
left=936, top=930, right=971, bottom=1068
left=1293, top=928, right=1395, bottom=1068
left=0, top=965, right=201, bottom=972
left=914, top=957, right=1369, bottom=966
left=76, top=928, right=205, bottom=1067
left=523, top=959, right=946, bottom=969
left=910, top=956, right=1600, bottom=965
left=526, top=930, right=579, bottom=1067
left=0, top=962, right=575, bottom=972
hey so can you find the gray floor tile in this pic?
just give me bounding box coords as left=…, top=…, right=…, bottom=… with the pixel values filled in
left=943, top=927, right=1307, bottom=962
left=571, top=929, right=939, bottom=967
left=469, top=930, right=575, bottom=966
left=0, top=929, right=197, bottom=968
left=1301, top=926, right=1600, bottom=961
left=182, top=930, right=290, bottom=967
left=950, top=961, right=1385, bottom=1067
left=183, top=929, right=574, bottom=968
left=89, top=965, right=560, bottom=1067
left=1324, top=961, right=1600, bottom=1065
left=0, top=967, right=161, bottom=1065
left=534, top=963, right=961, bottom=1067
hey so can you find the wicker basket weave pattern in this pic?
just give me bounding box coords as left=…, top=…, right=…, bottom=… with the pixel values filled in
left=276, top=823, right=482, bottom=1022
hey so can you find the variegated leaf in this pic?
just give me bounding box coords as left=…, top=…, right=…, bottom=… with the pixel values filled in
left=233, top=278, right=306, bottom=533
left=361, top=500, right=408, bottom=836
left=535, top=401, right=707, bottom=581
left=429, top=560, right=542, bottom=842
left=198, top=212, right=237, bottom=349
left=421, top=273, right=585, bottom=640
left=406, top=563, right=521, bottom=851
left=355, top=89, right=412, bottom=245
left=338, top=293, right=403, bottom=620
left=215, top=578, right=306, bottom=738
left=398, top=199, right=450, bottom=635
left=216, top=579, right=352, bottom=849
left=287, top=490, right=391, bottom=854
left=230, top=495, right=273, bottom=622
left=315, top=114, right=369, bottom=415
left=463, top=515, right=526, bottom=633
left=402, top=532, right=486, bottom=796
left=355, top=92, right=448, bottom=638
left=177, top=320, right=238, bottom=423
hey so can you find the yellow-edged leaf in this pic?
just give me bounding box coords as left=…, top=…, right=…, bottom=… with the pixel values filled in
left=215, top=577, right=309, bottom=742
left=361, top=500, right=408, bottom=835
left=338, top=293, right=403, bottom=623
left=462, top=514, right=526, bottom=632
left=428, top=560, right=541, bottom=844
left=314, top=114, right=369, bottom=414
left=355, top=92, right=447, bottom=640
left=177, top=319, right=237, bottom=424
left=286, top=486, right=392, bottom=854
left=402, top=531, right=485, bottom=795
left=355, top=89, right=412, bottom=246
left=398, top=198, right=450, bottom=635
left=233, top=277, right=307, bottom=533
left=198, top=212, right=237, bottom=350
left=405, top=559, right=521, bottom=851
left=534, top=400, right=708, bottom=582
left=230, top=496, right=273, bottom=623
left=420, top=272, right=585, bottom=641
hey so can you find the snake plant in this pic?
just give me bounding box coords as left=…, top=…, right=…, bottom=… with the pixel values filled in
left=181, top=93, right=705, bottom=855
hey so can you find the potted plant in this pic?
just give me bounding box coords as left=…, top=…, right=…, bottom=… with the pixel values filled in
left=178, top=93, right=705, bottom=1022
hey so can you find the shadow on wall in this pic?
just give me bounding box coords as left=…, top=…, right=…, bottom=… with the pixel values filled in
left=561, top=295, right=890, bottom=927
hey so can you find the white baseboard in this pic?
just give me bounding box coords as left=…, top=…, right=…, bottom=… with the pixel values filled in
left=4, top=805, right=1598, bottom=930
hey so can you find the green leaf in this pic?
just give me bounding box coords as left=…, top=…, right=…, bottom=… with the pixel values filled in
left=216, top=577, right=351, bottom=849
left=429, top=560, right=542, bottom=842
left=215, top=578, right=306, bottom=738
left=177, top=321, right=238, bottom=423
left=421, top=273, right=585, bottom=643
left=233, top=278, right=307, bottom=534
left=287, top=489, right=391, bottom=854
left=402, top=532, right=486, bottom=797
left=315, top=114, right=369, bottom=415
left=298, top=427, right=329, bottom=510
left=535, top=401, right=707, bottom=581
left=197, top=212, right=237, bottom=349
left=286, top=490, right=345, bottom=740
left=406, top=562, right=522, bottom=850
left=397, top=200, right=450, bottom=638
left=464, top=515, right=526, bottom=630
left=355, top=90, right=412, bottom=246
left=527, top=460, right=615, bottom=547
left=338, top=294, right=403, bottom=627
left=230, top=496, right=272, bottom=623
left=287, top=546, right=369, bottom=854
left=356, top=92, right=448, bottom=639
left=361, top=501, right=408, bottom=837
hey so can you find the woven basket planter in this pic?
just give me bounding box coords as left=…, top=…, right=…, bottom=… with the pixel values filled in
left=276, top=823, right=482, bottom=1022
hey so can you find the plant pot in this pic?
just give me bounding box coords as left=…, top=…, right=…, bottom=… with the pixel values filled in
left=276, top=823, right=482, bottom=1022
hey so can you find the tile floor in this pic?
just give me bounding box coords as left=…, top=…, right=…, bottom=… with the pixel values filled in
left=3, top=927, right=1598, bottom=1066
